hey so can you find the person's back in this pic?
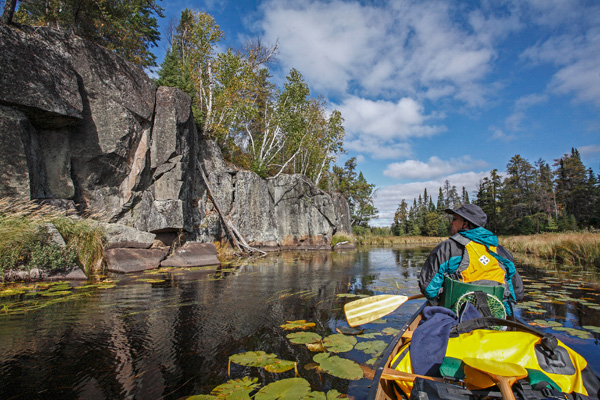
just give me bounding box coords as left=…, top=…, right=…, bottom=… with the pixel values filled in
left=418, top=204, right=524, bottom=313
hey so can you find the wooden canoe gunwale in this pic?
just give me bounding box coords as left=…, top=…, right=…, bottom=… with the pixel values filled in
left=367, top=302, right=427, bottom=400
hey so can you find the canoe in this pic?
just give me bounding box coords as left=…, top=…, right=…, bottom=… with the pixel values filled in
left=365, top=303, right=600, bottom=400
left=366, top=302, right=427, bottom=400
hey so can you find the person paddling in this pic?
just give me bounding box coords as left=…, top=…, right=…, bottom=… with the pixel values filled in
left=418, top=203, right=524, bottom=314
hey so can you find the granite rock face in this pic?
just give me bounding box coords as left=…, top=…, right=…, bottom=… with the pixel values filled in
left=0, top=24, right=352, bottom=258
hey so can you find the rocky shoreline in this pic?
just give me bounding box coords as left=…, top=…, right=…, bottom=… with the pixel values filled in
left=0, top=23, right=354, bottom=282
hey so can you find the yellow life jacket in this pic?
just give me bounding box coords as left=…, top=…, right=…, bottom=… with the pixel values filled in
left=391, top=329, right=597, bottom=398
left=451, top=234, right=506, bottom=285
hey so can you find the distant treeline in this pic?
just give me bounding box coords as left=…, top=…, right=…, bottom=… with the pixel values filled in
left=390, top=148, right=599, bottom=236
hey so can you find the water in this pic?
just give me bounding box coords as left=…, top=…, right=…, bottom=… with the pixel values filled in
left=0, top=246, right=598, bottom=399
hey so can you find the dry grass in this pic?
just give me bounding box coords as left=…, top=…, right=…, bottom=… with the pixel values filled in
left=357, top=235, right=444, bottom=246
left=501, top=232, right=600, bottom=269
left=0, top=198, right=105, bottom=276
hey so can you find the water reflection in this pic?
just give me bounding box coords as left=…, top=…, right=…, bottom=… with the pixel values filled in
left=0, top=246, right=598, bottom=399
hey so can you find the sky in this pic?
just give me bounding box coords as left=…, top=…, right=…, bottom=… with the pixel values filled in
left=151, top=0, right=600, bottom=227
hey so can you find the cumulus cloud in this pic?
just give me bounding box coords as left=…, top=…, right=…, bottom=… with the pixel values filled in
left=335, top=96, right=445, bottom=140
left=258, top=0, right=499, bottom=104
left=383, top=156, right=488, bottom=180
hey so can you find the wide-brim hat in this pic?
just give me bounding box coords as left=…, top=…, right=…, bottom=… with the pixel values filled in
left=445, top=204, right=487, bottom=227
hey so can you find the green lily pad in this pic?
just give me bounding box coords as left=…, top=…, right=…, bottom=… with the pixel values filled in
left=41, top=290, right=72, bottom=296
left=229, top=351, right=279, bottom=368
left=280, top=320, right=316, bottom=330
left=0, top=288, right=25, bottom=297
left=287, top=331, right=322, bottom=345
left=383, top=327, right=400, bottom=336
left=358, top=331, right=382, bottom=339
left=313, top=353, right=363, bottom=380
left=210, top=377, right=259, bottom=399
left=138, top=278, right=165, bottom=283
left=254, top=377, right=312, bottom=400
left=264, top=359, right=296, bottom=373
left=229, top=351, right=295, bottom=373
left=303, top=389, right=346, bottom=399
left=186, top=395, right=216, bottom=399
left=322, top=334, right=357, bottom=353
left=355, top=340, right=387, bottom=356
left=582, top=325, right=600, bottom=333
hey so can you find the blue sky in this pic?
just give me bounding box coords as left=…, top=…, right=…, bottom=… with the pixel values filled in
left=152, top=0, right=600, bottom=227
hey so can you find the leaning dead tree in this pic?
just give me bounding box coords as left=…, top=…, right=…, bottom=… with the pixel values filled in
left=1, top=0, right=17, bottom=25
left=197, top=160, right=265, bottom=255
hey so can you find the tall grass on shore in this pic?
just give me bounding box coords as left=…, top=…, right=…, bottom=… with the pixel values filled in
left=0, top=198, right=105, bottom=276
left=501, top=233, right=600, bottom=269
left=356, top=235, right=444, bottom=246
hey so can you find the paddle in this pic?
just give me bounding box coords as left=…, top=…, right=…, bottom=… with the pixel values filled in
left=344, top=293, right=425, bottom=327
left=463, top=357, right=528, bottom=400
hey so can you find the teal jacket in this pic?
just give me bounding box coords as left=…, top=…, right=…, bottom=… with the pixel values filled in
left=418, top=227, right=524, bottom=304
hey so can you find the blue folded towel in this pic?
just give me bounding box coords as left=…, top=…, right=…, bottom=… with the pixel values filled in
left=410, top=304, right=481, bottom=376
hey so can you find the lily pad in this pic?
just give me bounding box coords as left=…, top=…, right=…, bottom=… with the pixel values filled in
left=287, top=331, right=322, bottom=345
left=303, top=389, right=347, bottom=399
left=41, top=290, right=72, bottom=297
left=383, top=327, right=400, bottom=336
left=336, top=326, right=363, bottom=335
left=229, top=351, right=295, bottom=373
left=229, top=351, right=279, bottom=368
left=138, top=278, right=165, bottom=283
left=280, top=320, right=316, bottom=330
left=264, top=359, right=296, bottom=373
left=358, top=331, right=382, bottom=339
left=305, top=342, right=326, bottom=352
left=322, top=334, right=357, bottom=353
left=254, top=377, right=312, bottom=400
left=355, top=340, right=387, bottom=356
left=210, top=377, right=259, bottom=399
left=313, top=353, right=363, bottom=380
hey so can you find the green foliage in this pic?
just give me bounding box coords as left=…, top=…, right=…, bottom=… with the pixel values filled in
left=156, top=12, right=345, bottom=184
left=0, top=200, right=105, bottom=277
left=392, top=148, right=599, bottom=237
left=331, top=158, right=378, bottom=227
left=28, top=241, right=78, bottom=272
left=15, top=0, right=164, bottom=67
left=331, top=232, right=353, bottom=247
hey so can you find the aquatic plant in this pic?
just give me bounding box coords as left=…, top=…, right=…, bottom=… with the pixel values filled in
left=501, top=232, right=600, bottom=269
left=0, top=198, right=105, bottom=277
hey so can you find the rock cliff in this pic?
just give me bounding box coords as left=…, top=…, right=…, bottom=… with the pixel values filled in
left=0, top=24, right=352, bottom=252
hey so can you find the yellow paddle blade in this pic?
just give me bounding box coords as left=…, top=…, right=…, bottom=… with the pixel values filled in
left=463, top=358, right=527, bottom=378
left=344, top=294, right=423, bottom=327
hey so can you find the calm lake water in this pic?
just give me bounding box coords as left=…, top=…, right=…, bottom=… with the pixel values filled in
left=0, top=245, right=599, bottom=399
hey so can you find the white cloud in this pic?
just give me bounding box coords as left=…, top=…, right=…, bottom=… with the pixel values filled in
left=345, top=139, right=413, bottom=160
left=383, top=156, right=488, bottom=180
left=258, top=0, right=502, bottom=105
left=490, top=127, right=517, bottom=142
left=372, top=170, right=491, bottom=226
left=579, top=144, right=600, bottom=156
left=336, top=96, right=445, bottom=141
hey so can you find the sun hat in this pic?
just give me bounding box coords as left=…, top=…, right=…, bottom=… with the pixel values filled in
left=445, top=204, right=487, bottom=227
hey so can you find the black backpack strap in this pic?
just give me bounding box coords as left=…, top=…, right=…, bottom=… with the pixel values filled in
left=449, top=317, right=558, bottom=354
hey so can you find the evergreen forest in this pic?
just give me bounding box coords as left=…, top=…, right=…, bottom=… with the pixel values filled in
left=391, top=148, right=600, bottom=237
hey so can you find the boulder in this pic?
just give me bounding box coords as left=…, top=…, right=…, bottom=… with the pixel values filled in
left=161, top=242, right=220, bottom=268
left=104, top=247, right=169, bottom=273
left=99, top=222, right=156, bottom=249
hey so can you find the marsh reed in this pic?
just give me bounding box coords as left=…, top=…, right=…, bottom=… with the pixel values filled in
left=501, top=233, right=600, bottom=269
left=0, top=198, right=105, bottom=276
